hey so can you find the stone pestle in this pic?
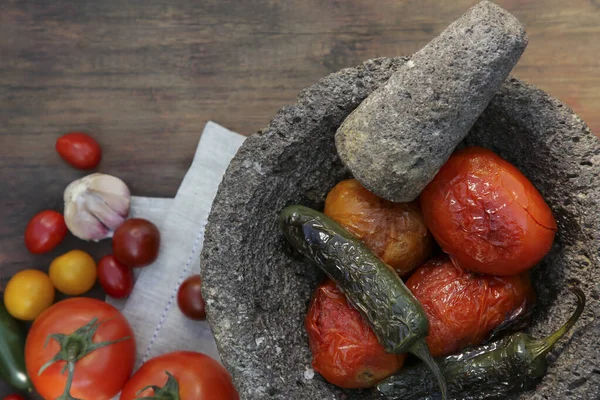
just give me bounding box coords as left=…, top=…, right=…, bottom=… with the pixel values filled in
left=335, top=1, right=528, bottom=202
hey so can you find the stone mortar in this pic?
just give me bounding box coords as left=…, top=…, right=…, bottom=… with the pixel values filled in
left=201, top=56, right=600, bottom=400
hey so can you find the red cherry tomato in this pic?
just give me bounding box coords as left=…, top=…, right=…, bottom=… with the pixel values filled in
left=25, top=298, right=135, bottom=400
left=177, top=275, right=206, bottom=320
left=113, top=218, right=160, bottom=267
left=306, top=279, right=404, bottom=389
left=24, top=210, right=67, bottom=254
left=420, top=146, right=557, bottom=276
left=119, top=351, right=239, bottom=400
left=55, top=132, right=102, bottom=170
left=406, top=257, right=535, bottom=358
left=97, top=255, right=135, bottom=299
left=4, top=394, right=26, bottom=400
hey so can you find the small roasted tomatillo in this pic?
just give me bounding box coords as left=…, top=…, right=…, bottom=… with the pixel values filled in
left=113, top=218, right=160, bottom=268
left=324, top=179, right=432, bottom=277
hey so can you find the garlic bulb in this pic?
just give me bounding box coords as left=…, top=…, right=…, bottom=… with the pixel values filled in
left=64, top=173, right=131, bottom=241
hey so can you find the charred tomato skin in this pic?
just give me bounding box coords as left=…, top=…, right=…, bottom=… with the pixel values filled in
left=325, top=179, right=432, bottom=277
left=420, top=147, right=557, bottom=276
left=406, top=257, right=535, bottom=358
left=305, top=279, right=404, bottom=389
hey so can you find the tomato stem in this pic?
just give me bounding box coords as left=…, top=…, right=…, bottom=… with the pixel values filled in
left=38, top=317, right=131, bottom=400
left=56, top=359, right=80, bottom=400
left=135, top=371, right=181, bottom=400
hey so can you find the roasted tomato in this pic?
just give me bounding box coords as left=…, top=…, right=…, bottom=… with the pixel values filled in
left=420, top=147, right=557, bottom=276
left=120, top=351, right=239, bottom=400
left=324, top=179, right=432, bottom=276
left=25, top=298, right=135, bottom=400
left=406, top=257, right=535, bottom=358
left=306, top=279, right=404, bottom=389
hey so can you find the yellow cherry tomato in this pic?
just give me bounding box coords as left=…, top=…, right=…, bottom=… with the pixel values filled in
left=4, top=269, right=55, bottom=320
left=49, top=250, right=97, bottom=295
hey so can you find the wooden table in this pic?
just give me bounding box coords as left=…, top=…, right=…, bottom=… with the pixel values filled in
left=1, top=0, right=598, bottom=397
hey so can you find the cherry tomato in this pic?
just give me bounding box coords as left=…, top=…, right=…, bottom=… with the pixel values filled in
left=4, top=270, right=55, bottom=321
left=177, top=275, right=206, bottom=320
left=24, top=210, right=67, bottom=254
left=97, top=255, right=134, bottom=299
left=420, top=146, right=557, bottom=276
left=113, top=218, right=160, bottom=267
left=55, top=132, right=102, bottom=170
left=119, top=351, right=238, bottom=400
left=49, top=250, right=97, bottom=295
left=325, top=179, right=432, bottom=276
left=25, top=298, right=135, bottom=400
left=3, top=394, right=26, bottom=400
left=406, top=257, right=535, bottom=358
left=305, top=279, right=404, bottom=389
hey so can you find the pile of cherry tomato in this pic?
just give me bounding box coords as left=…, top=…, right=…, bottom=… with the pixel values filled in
left=306, top=146, right=556, bottom=388
left=1, top=132, right=230, bottom=399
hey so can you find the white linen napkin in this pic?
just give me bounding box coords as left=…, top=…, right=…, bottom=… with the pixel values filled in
left=107, top=121, right=246, bottom=368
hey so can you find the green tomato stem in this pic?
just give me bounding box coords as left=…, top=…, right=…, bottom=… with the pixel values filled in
left=38, top=317, right=132, bottom=400
left=135, top=371, right=181, bottom=400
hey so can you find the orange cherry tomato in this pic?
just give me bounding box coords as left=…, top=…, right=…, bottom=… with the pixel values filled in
left=420, top=146, right=557, bottom=276
left=24, top=210, right=67, bottom=254
left=56, top=132, right=102, bottom=170
left=305, top=279, right=404, bottom=389
left=119, top=351, right=239, bottom=400
left=25, top=298, right=135, bottom=400
left=325, top=179, right=432, bottom=276
left=406, top=257, right=535, bottom=358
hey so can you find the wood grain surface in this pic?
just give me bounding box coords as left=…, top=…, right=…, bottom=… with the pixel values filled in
left=1, top=0, right=599, bottom=397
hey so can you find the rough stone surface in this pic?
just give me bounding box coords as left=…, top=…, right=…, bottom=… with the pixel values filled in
left=201, top=57, right=600, bottom=400
left=335, top=1, right=528, bottom=203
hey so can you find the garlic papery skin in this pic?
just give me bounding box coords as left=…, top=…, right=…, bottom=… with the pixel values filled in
left=64, top=173, right=131, bottom=241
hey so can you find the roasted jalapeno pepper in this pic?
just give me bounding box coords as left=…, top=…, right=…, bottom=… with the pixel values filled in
left=0, top=301, right=33, bottom=392
left=376, top=287, right=585, bottom=400
left=280, top=205, right=447, bottom=399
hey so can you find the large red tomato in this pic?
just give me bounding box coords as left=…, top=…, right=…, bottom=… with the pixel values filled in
left=306, top=279, right=404, bottom=389
left=406, top=257, right=535, bottom=358
left=25, top=298, right=135, bottom=400
left=420, top=146, right=557, bottom=276
left=120, top=351, right=239, bottom=400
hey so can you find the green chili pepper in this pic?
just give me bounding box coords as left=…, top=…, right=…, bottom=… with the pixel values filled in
left=0, top=301, right=33, bottom=392
left=279, top=205, right=447, bottom=399
left=376, top=287, right=586, bottom=400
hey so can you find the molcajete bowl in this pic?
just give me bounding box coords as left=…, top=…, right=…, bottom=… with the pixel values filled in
left=200, top=57, right=600, bottom=400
